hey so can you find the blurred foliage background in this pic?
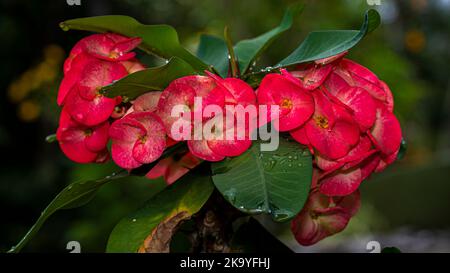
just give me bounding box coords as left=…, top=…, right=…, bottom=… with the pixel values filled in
left=0, top=0, right=449, bottom=252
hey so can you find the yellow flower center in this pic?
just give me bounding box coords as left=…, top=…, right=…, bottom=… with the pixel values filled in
left=314, top=115, right=329, bottom=129
left=280, top=98, right=293, bottom=110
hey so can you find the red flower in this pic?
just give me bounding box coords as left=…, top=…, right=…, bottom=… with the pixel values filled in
left=109, top=112, right=166, bottom=169
left=301, top=90, right=359, bottom=160
left=63, top=59, right=128, bottom=126
left=132, top=92, right=162, bottom=113
left=146, top=152, right=202, bottom=184
left=156, top=74, right=255, bottom=161
left=288, top=56, right=402, bottom=198
left=291, top=189, right=360, bottom=246
left=56, top=109, right=109, bottom=163
left=257, top=71, right=314, bottom=131
left=59, top=33, right=142, bottom=106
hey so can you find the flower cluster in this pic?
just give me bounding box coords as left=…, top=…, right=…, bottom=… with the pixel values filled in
left=258, top=53, right=402, bottom=245
left=56, top=33, right=144, bottom=163
left=56, top=34, right=402, bottom=246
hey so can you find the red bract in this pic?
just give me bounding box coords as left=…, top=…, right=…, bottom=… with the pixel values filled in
left=132, top=92, right=162, bottom=113
left=257, top=71, right=314, bottom=131
left=204, top=73, right=256, bottom=157
left=369, top=107, right=402, bottom=156
left=64, top=60, right=128, bottom=126
left=156, top=74, right=255, bottom=161
left=291, top=189, right=360, bottom=246
left=156, top=75, right=219, bottom=140
left=287, top=56, right=402, bottom=198
left=303, top=90, right=359, bottom=160
left=56, top=110, right=109, bottom=163
left=64, top=33, right=141, bottom=67
left=146, top=152, right=202, bottom=184
left=109, top=112, right=166, bottom=169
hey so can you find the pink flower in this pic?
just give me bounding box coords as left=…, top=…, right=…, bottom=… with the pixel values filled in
left=63, top=59, right=128, bottom=126
left=291, top=189, right=360, bottom=246
left=109, top=112, right=167, bottom=169
left=64, top=33, right=141, bottom=69
left=257, top=71, right=314, bottom=131
left=56, top=109, right=109, bottom=163
left=156, top=73, right=256, bottom=161
left=58, top=33, right=142, bottom=106
left=146, top=152, right=202, bottom=184
left=203, top=72, right=256, bottom=157
left=288, top=56, right=402, bottom=198
left=156, top=75, right=221, bottom=139
left=132, top=92, right=162, bottom=113
left=300, top=90, right=359, bottom=160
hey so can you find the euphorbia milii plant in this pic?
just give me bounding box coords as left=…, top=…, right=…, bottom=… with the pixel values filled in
left=12, top=6, right=405, bottom=253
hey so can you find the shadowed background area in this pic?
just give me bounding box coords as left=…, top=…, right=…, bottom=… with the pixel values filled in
left=0, top=0, right=449, bottom=252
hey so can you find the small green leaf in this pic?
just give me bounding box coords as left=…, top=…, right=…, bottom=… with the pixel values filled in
left=277, top=9, right=381, bottom=67
left=101, top=57, right=197, bottom=99
left=211, top=138, right=312, bottom=222
left=234, top=3, right=304, bottom=74
left=45, top=133, right=57, bottom=143
left=106, top=171, right=214, bottom=253
left=8, top=170, right=130, bottom=253
left=197, top=35, right=228, bottom=77
left=59, top=15, right=208, bottom=71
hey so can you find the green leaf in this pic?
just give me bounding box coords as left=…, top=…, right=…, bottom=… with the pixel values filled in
left=197, top=35, right=228, bottom=77
left=106, top=172, right=214, bottom=253
left=234, top=3, right=304, bottom=74
left=8, top=170, right=130, bottom=253
left=277, top=9, right=381, bottom=67
left=101, top=57, right=197, bottom=99
left=59, top=15, right=208, bottom=71
left=45, top=133, right=57, bottom=143
left=211, top=138, right=312, bottom=222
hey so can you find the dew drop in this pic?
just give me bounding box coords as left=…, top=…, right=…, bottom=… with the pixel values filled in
left=132, top=218, right=137, bottom=222
left=224, top=188, right=237, bottom=203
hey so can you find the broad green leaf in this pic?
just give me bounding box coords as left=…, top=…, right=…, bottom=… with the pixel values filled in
left=211, top=138, right=312, bottom=222
left=8, top=170, right=130, bottom=253
left=234, top=3, right=304, bottom=74
left=60, top=15, right=208, bottom=71
left=197, top=35, right=228, bottom=77
left=277, top=9, right=380, bottom=67
left=106, top=172, right=214, bottom=253
left=101, top=57, right=196, bottom=99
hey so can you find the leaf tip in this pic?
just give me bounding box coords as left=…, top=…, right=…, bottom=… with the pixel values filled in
left=45, top=133, right=57, bottom=143
left=59, top=22, right=70, bottom=31
left=366, top=9, right=381, bottom=33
